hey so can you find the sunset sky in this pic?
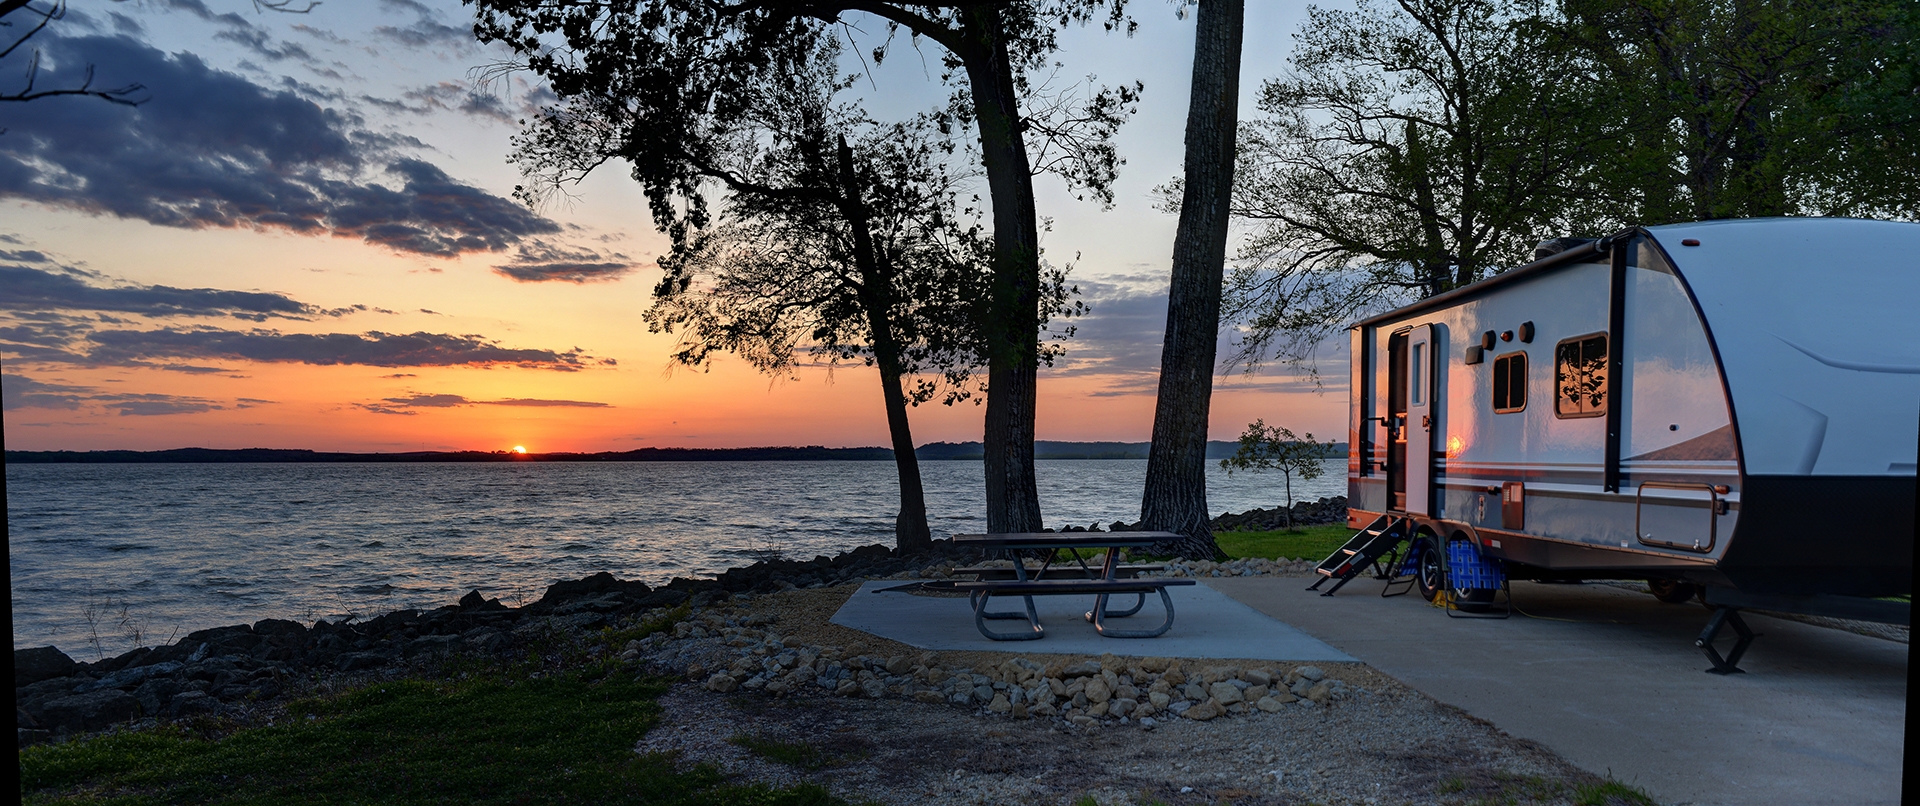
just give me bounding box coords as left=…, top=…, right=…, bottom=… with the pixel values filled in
left=1, top=0, right=1348, bottom=453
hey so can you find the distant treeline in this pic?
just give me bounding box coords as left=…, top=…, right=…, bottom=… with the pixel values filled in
left=7, top=441, right=1347, bottom=464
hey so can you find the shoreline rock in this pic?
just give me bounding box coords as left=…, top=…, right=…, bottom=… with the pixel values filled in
left=13, top=505, right=1347, bottom=748
left=13, top=538, right=981, bottom=747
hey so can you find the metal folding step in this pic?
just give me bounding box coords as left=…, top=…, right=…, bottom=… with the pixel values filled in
left=1306, top=515, right=1409, bottom=597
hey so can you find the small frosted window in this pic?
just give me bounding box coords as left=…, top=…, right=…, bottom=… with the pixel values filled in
left=1493, top=353, right=1527, bottom=413
left=1410, top=343, right=1425, bottom=405
left=1555, top=334, right=1608, bottom=418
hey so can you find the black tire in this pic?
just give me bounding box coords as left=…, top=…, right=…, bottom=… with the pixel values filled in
left=1647, top=579, right=1699, bottom=604
left=1414, top=535, right=1445, bottom=602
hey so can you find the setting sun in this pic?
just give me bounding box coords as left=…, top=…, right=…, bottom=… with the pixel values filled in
left=512, top=446, right=527, bottom=454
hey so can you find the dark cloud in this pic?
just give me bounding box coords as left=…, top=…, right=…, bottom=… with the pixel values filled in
left=289, top=24, right=350, bottom=45
left=99, top=393, right=225, bottom=416
left=149, top=0, right=312, bottom=62
left=0, top=34, right=561, bottom=257
left=371, top=19, right=476, bottom=51
left=1043, top=273, right=1173, bottom=382
left=1, top=372, right=227, bottom=415
left=381, top=392, right=468, bottom=408
left=1041, top=271, right=1342, bottom=395
left=355, top=392, right=612, bottom=413
left=84, top=328, right=598, bottom=370
left=482, top=398, right=611, bottom=407
left=0, top=264, right=329, bottom=320
left=492, top=240, right=636, bottom=283
left=2, top=373, right=89, bottom=410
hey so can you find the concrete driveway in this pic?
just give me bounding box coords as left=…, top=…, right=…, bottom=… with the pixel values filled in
left=1207, top=577, right=1907, bottom=806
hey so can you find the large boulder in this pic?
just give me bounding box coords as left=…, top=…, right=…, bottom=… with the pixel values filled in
left=15, top=646, right=77, bottom=687
left=37, top=689, right=138, bottom=733
left=537, top=572, right=652, bottom=606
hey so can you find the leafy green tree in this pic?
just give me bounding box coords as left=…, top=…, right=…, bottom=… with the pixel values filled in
left=470, top=0, right=1137, bottom=534
left=1141, top=0, right=1243, bottom=560
left=1223, top=0, right=1610, bottom=368
left=1219, top=420, right=1328, bottom=529
left=1560, top=0, right=1920, bottom=221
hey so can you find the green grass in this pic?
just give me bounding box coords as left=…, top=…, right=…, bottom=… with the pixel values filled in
left=730, top=734, right=832, bottom=770
left=21, top=665, right=845, bottom=806
left=1213, top=523, right=1355, bottom=561
left=1572, top=780, right=1660, bottom=806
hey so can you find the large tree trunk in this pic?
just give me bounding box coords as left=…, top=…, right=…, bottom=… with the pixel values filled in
left=960, top=7, right=1044, bottom=534
left=837, top=136, right=932, bottom=552
left=1141, top=0, right=1243, bottom=559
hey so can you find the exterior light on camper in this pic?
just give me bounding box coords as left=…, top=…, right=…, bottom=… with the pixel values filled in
left=1681, top=239, right=1700, bottom=246
left=1501, top=330, right=1513, bottom=342
left=1481, top=331, right=1496, bottom=350
left=1465, top=346, right=1485, bottom=365
left=1519, top=321, right=1534, bottom=342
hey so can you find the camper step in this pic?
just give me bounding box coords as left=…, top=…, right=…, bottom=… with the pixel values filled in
left=1306, top=515, right=1410, bottom=596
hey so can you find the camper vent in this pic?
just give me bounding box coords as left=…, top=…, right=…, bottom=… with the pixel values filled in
left=1533, top=237, right=1595, bottom=260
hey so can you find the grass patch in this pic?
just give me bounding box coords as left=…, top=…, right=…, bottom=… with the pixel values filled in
left=1214, top=523, right=1354, bottom=561
left=22, top=667, right=844, bottom=806
left=1572, top=780, right=1660, bottom=806
left=729, top=731, right=866, bottom=772
left=730, top=734, right=829, bottom=770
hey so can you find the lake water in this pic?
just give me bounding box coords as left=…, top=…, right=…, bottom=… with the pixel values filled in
left=6, top=459, right=1344, bottom=653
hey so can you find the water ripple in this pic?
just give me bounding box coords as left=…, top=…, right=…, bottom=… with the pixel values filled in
left=7, top=459, right=1342, bottom=652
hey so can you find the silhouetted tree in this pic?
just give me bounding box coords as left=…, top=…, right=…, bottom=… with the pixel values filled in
left=1140, top=0, right=1242, bottom=560
left=0, top=1, right=144, bottom=107
left=471, top=0, right=1137, bottom=533
left=591, top=40, right=994, bottom=550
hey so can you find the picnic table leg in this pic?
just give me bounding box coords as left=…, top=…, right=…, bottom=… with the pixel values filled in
left=972, top=589, right=1045, bottom=641
left=973, top=555, right=1044, bottom=620
left=1084, top=593, right=1147, bottom=622
left=1082, top=545, right=1145, bottom=621
left=1090, top=587, right=1179, bottom=638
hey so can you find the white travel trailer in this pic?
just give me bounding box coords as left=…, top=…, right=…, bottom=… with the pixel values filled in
left=1324, top=218, right=1917, bottom=668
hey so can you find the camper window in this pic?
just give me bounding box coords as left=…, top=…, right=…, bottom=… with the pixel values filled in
left=1555, top=334, right=1608, bottom=418
left=1493, top=352, right=1527, bottom=413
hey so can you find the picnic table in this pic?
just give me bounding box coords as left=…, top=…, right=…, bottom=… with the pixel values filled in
left=939, top=532, right=1198, bottom=641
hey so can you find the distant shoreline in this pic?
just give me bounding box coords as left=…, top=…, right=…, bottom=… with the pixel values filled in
left=6, top=441, right=1347, bottom=464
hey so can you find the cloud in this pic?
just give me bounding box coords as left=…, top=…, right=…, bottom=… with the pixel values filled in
left=371, top=18, right=476, bottom=52
left=2, top=373, right=90, bottom=410
left=380, top=392, right=468, bottom=408
left=84, top=328, right=600, bottom=370
left=0, top=264, right=331, bottom=320
left=98, top=393, right=225, bottom=416
left=491, top=240, right=635, bottom=283
left=1040, top=270, right=1342, bottom=396
left=481, top=398, right=612, bottom=407
left=355, top=392, right=613, bottom=413
left=0, top=34, right=561, bottom=257
left=1, top=372, right=226, bottom=415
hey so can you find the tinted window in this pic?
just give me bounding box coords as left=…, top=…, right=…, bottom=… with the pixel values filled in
left=1555, top=334, right=1608, bottom=418
left=1493, top=352, right=1527, bottom=413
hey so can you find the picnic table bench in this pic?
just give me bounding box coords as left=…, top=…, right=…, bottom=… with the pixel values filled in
left=941, top=532, right=1198, bottom=640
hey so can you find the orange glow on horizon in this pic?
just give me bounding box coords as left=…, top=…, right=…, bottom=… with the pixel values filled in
left=513, top=446, right=528, bottom=454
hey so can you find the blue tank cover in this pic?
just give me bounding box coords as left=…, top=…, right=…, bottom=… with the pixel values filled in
left=1447, top=540, right=1507, bottom=591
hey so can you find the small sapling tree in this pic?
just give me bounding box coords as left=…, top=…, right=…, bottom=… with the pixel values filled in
left=1219, top=419, right=1328, bottom=529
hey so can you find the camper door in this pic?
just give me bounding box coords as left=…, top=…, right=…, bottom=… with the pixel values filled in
left=1406, top=324, right=1435, bottom=515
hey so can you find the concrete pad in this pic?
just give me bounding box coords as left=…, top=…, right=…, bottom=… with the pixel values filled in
left=831, top=580, right=1354, bottom=662
left=1208, top=577, right=1907, bottom=806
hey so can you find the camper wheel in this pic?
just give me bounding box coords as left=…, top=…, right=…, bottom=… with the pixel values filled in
left=1648, top=579, right=1700, bottom=604
left=1415, top=535, right=1444, bottom=602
